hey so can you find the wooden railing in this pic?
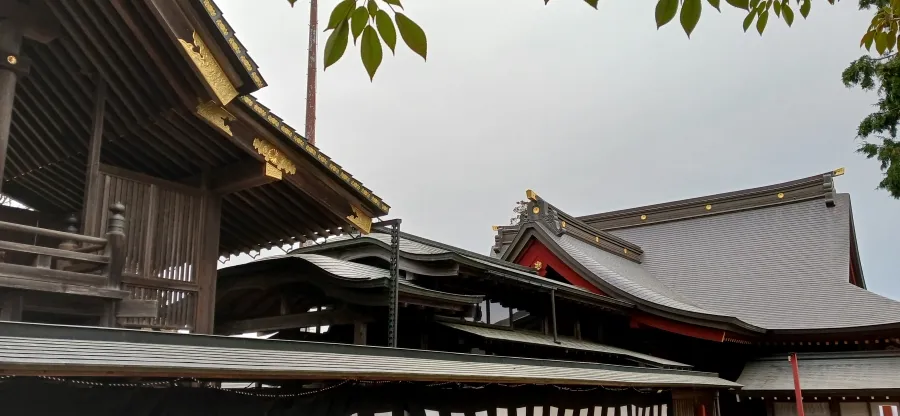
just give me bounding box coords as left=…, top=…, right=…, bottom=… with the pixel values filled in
left=0, top=203, right=158, bottom=325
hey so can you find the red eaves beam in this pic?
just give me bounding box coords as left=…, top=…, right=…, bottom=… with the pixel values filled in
left=630, top=313, right=726, bottom=343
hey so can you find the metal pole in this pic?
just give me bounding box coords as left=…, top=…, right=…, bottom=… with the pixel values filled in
left=0, top=21, right=24, bottom=193
left=790, top=352, right=805, bottom=416
left=386, top=219, right=401, bottom=347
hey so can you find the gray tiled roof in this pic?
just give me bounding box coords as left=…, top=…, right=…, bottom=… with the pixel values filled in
left=548, top=229, right=717, bottom=317
left=737, top=351, right=900, bottom=391
left=607, top=194, right=900, bottom=330
left=439, top=321, right=691, bottom=368
left=0, top=322, right=740, bottom=388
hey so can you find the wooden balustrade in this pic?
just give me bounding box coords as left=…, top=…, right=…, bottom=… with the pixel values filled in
left=0, top=203, right=158, bottom=325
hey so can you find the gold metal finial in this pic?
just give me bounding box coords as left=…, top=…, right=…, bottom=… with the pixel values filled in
left=6, top=56, right=16, bottom=65
left=705, top=204, right=712, bottom=211
left=640, top=214, right=647, bottom=221
left=833, top=167, right=845, bottom=177
left=777, top=192, right=785, bottom=199
left=491, top=225, right=499, bottom=231
left=525, top=189, right=539, bottom=201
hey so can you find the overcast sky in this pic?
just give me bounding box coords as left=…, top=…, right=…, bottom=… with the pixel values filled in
left=217, top=0, right=899, bottom=300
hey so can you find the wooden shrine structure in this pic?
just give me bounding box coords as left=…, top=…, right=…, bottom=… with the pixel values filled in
left=0, top=0, right=388, bottom=333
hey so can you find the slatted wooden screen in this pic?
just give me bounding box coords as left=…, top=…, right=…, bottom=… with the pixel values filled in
left=93, top=169, right=202, bottom=330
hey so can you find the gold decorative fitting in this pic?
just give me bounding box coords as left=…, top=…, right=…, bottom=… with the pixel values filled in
left=196, top=101, right=235, bottom=136
left=347, top=206, right=372, bottom=234
left=240, top=56, right=253, bottom=71
left=705, top=204, right=712, bottom=211
left=216, top=20, right=229, bottom=35
left=623, top=248, right=629, bottom=254
left=532, top=260, right=543, bottom=271
left=178, top=32, right=238, bottom=105
left=228, top=38, right=241, bottom=53
left=264, top=163, right=282, bottom=180
left=525, top=189, right=538, bottom=201
left=595, top=236, right=600, bottom=243
left=6, top=55, right=16, bottom=65
left=252, top=138, right=296, bottom=175
left=560, top=220, right=567, bottom=228
left=251, top=72, right=265, bottom=88
left=202, top=0, right=217, bottom=16
left=640, top=214, right=647, bottom=221
left=491, top=225, right=499, bottom=231
left=777, top=192, right=785, bottom=199
left=532, top=206, right=540, bottom=214
left=833, top=167, right=845, bottom=177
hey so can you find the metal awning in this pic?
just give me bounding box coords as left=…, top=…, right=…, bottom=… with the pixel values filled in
left=737, top=351, right=900, bottom=392
left=439, top=321, right=691, bottom=369
left=0, top=321, right=738, bottom=388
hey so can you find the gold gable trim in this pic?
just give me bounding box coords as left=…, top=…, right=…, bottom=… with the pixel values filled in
left=253, top=138, right=297, bottom=175
left=196, top=101, right=235, bottom=136
left=178, top=31, right=238, bottom=105
left=347, top=206, right=373, bottom=234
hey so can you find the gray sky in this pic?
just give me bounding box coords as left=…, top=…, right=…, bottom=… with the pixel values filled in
left=217, top=0, right=899, bottom=300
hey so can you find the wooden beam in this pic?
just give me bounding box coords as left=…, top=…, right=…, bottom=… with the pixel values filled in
left=81, top=78, right=106, bottom=235
left=181, top=159, right=277, bottom=194
left=0, top=19, right=22, bottom=193
left=116, top=299, right=159, bottom=318
left=353, top=321, right=367, bottom=345
left=217, top=308, right=373, bottom=335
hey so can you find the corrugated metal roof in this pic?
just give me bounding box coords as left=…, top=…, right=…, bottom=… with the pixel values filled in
left=607, top=194, right=900, bottom=330
left=737, top=351, right=900, bottom=391
left=0, top=322, right=739, bottom=388
left=439, top=321, right=691, bottom=368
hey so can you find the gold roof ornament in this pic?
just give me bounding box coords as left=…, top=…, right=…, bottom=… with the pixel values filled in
left=491, top=225, right=499, bottom=231
left=532, top=260, right=543, bottom=271
left=525, top=189, right=539, bottom=201
left=833, top=167, right=846, bottom=177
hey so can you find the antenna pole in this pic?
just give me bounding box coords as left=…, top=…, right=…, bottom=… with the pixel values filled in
left=304, top=0, right=318, bottom=145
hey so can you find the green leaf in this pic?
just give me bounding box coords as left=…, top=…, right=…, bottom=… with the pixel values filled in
left=680, top=0, right=702, bottom=37
left=395, top=13, right=427, bottom=60
left=743, top=9, right=756, bottom=31
left=323, top=21, right=349, bottom=70
left=287, top=0, right=298, bottom=7
left=725, top=0, right=749, bottom=10
left=756, top=10, right=769, bottom=34
left=326, top=0, right=354, bottom=31
left=876, top=31, right=888, bottom=54
left=750, top=0, right=760, bottom=9
left=782, top=4, right=794, bottom=26
left=708, top=0, right=721, bottom=11
left=888, top=28, right=897, bottom=51
left=351, top=6, right=368, bottom=43
left=367, top=0, right=378, bottom=17
left=772, top=0, right=781, bottom=16
left=375, top=10, right=397, bottom=53
left=799, top=0, right=810, bottom=18
left=861, top=30, right=875, bottom=49
left=360, top=25, right=383, bottom=81
left=584, top=0, right=600, bottom=8
left=655, top=0, right=679, bottom=28
left=383, top=0, right=403, bottom=8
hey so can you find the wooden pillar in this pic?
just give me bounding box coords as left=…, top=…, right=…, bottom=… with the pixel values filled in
left=354, top=321, right=367, bottom=345
left=82, top=79, right=107, bottom=234
left=0, top=291, right=23, bottom=321
left=0, top=21, right=24, bottom=193
left=194, top=171, right=222, bottom=334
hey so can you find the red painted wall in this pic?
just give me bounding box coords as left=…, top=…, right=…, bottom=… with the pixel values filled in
left=513, top=239, right=605, bottom=295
